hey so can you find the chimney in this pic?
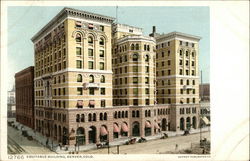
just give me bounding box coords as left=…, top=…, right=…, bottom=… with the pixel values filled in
left=153, top=26, right=156, bottom=33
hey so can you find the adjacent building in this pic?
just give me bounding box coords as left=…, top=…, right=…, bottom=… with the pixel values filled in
left=7, top=87, right=16, bottom=118
left=15, top=66, right=35, bottom=129
left=21, top=7, right=203, bottom=148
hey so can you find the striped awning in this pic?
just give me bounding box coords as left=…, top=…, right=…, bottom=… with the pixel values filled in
left=77, top=100, right=83, bottom=106
left=89, top=100, right=95, bottom=105
left=121, top=123, right=128, bottom=132
left=154, top=123, right=160, bottom=129
left=100, top=126, right=108, bottom=136
left=145, top=121, right=151, bottom=128
left=113, top=124, right=120, bottom=133
left=201, top=116, right=210, bottom=125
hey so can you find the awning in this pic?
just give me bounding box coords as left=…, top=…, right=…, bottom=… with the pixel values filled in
left=77, top=100, right=83, bottom=106
left=121, top=123, right=128, bottom=132
left=89, top=100, right=95, bottom=105
left=201, top=116, right=210, bottom=125
left=113, top=124, right=120, bottom=133
left=154, top=123, right=160, bottom=129
left=145, top=121, right=151, bottom=128
left=100, top=126, right=108, bottom=136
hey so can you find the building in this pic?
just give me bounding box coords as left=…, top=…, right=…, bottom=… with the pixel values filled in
left=7, top=86, right=16, bottom=118
left=15, top=66, right=35, bottom=129
left=150, top=27, right=201, bottom=131
left=28, top=7, right=202, bottom=148
left=200, top=83, right=210, bottom=101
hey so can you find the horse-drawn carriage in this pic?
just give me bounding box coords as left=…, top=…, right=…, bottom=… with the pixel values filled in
left=125, top=138, right=137, bottom=145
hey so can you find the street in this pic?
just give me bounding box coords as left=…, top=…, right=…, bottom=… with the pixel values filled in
left=79, top=131, right=210, bottom=154
left=7, top=125, right=55, bottom=154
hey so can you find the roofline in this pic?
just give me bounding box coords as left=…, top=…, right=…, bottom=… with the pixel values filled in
left=156, top=31, right=202, bottom=41
left=31, top=7, right=115, bottom=42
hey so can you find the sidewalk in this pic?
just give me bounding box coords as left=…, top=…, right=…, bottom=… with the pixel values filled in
left=9, top=119, right=210, bottom=154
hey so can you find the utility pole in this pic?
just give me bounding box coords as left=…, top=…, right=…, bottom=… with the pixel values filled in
left=117, top=145, right=120, bottom=154
left=200, top=70, right=203, bottom=147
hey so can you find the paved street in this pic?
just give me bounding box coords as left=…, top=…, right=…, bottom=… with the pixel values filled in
left=79, top=131, right=210, bottom=154
left=8, top=123, right=209, bottom=154
left=8, top=125, right=55, bottom=154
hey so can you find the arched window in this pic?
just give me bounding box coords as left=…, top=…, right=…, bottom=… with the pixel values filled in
left=100, top=113, right=103, bottom=121
left=136, top=110, right=140, bottom=117
left=133, top=54, right=138, bottom=61
left=145, top=55, right=149, bottom=62
left=145, top=110, right=148, bottom=117
left=93, top=113, right=96, bottom=121
left=192, top=80, right=195, bottom=85
left=88, top=113, right=92, bottom=122
left=58, top=76, right=61, bottom=83
left=135, top=44, right=139, bottom=50
left=89, top=75, right=94, bottom=83
left=76, top=114, right=80, bottom=122
left=77, top=74, right=82, bottom=82
left=148, top=110, right=151, bottom=117
left=99, top=38, right=104, bottom=45
left=186, top=51, right=189, bottom=57
left=81, top=114, right=85, bottom=122
left=88, top=36, right=93, bottom=44
left=75, top=33, right=81, bottom=42
left=114, top=111, right=117, bottom=118
left=100, top=75, right=105, bottom=83
left=131, top=44, right=135, bottom=50
left=104, top=113, right=107, bottom=120
left=62, top=75, right=66, bottom=82
left=118, top=111, right=121, bottom=118
left=122, top=111, right=124, bottom=118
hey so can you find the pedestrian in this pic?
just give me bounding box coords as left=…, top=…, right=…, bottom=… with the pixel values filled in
left=175, top=144, right=178, bottom=151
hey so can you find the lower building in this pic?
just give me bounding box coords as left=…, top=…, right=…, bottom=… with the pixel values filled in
left=15, top=66, right=35, bottom=129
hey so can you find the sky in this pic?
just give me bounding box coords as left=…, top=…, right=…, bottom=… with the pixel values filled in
left=7, top=6, right=210, bottom=91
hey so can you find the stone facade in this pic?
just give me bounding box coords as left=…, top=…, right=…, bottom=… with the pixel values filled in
left=15, top=66, right=35, bottom=129
left=29, top=7, right=202, bottom=147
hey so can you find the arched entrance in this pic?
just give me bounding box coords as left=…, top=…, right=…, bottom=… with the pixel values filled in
left=100, top=125, right=108, bottom=142
left=113, top=123, right=119, bottom=139
left=76, top=127, right=85, bottom=145
left=161, top=118, right=167, bottom=131
left=145, top=121, right=152, bottom=136
left=186, top=117, right=191, bottom=130
left=121, top=122, right=128, bottom=136
left=132, top=122, right=140, bottom=136
left=88, top=126, right=96, bottom=144
left=180, top=118, right=184, bottom=130
left=192, top=116, right=197, bottom=129
left=58, top=125, right=62, bottom=142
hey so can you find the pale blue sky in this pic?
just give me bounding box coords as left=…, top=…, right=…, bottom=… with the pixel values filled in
left=7, top=6, right=210, bottom=90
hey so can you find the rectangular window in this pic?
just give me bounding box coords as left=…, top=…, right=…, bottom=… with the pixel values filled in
left=101, top=100, right=106, bottom=107
left=89, top=87, right=95, bottom=95
left=187, top=98, right=190, bottom=104
left=100, top=62, right=104, bottom=70
left=162, top=52, right=164, bottom=57
left=186, top=60, right=189, bottom=66
left=145, top=77, right=149, bottom=84
left=88, top=49, right=93, bottom=56
left=76, top=60, right=82, bottom=69
left=125, top=66, right=127, bottom=73
left=99, top=50, right=104, bottom=57
left=101, top=88, right=106, bottom=95
left=88, top=61, right=94, bottom=69
left=145, top=99, right=149, bottom=105
left=168, top=70, right=171, bottom=75
left=75, top=21, right=82, bottom=27
left=133, top=77, right=138, bottom=84
left=192, top=61, right=195, bottom=66
left=145, top=88, right=149, bottom=94
left=133, top=99, right=138, bottom=106
left=180, top=41, right=182, bottom=45
left=186, top=42, right=189, bottom=46
left=133, top=66, right=138, bottom=72
left=145, top=66, right=149, bottom=73
left=162, top=61, right=164, bottom=67
left=193, top=98, right=196, bottom=103
left=76, top=47, right=82, bottom=55
left=63, top=88, right=66, bottom=95
left=168, top=98, right=171, bottom=104
left=192, top=70, right=195, bottom=76
left=125, top=77, right=128, bottom=84
left=179, top=69, right=183, bottom=75
left=162, top=71, right=165, bottom=76
left=180, top=89, right=183, bottom=94
left=168, top=89, right=171, bottom=94
left=192, top=43, right=195, bottom=47
left=168, top=60, right=171, bottom=65
left=133, top=88, right=138, bottom=95
left=186, top=70, right=189, bottom=75
left=193, top=89, right=195, bottom=94
left=100, top=25, right=104, bottom=31
left=77, top=87, right=83, bottom=95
